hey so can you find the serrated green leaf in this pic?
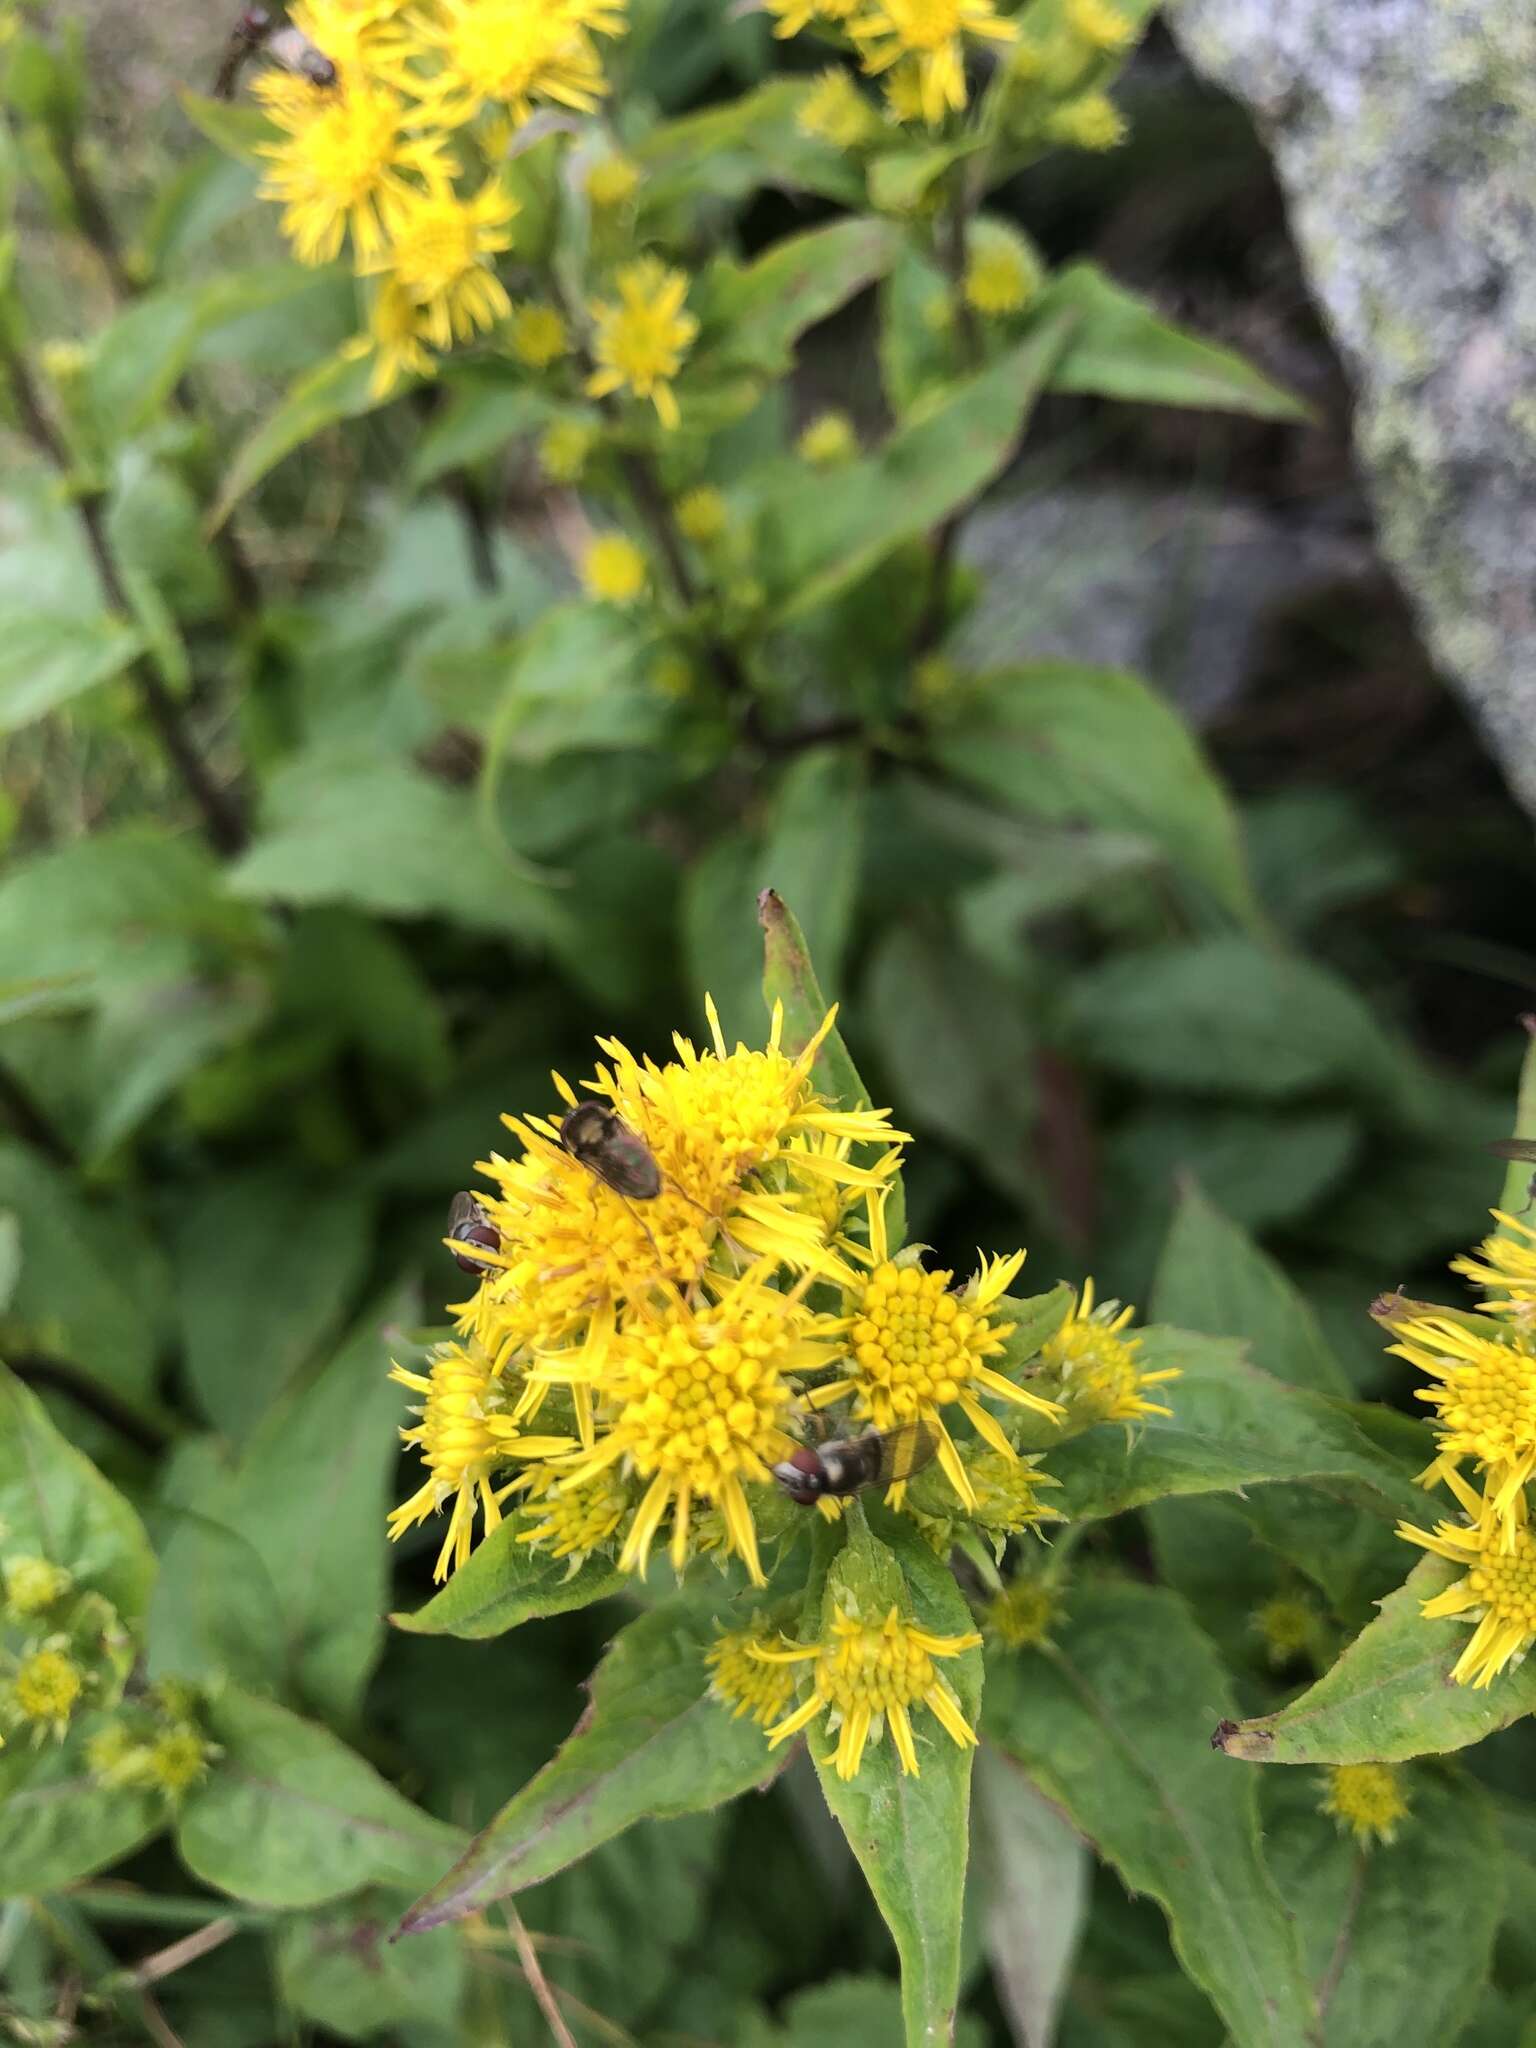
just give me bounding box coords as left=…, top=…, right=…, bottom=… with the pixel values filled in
left=934, top=663, right=1259, bottom=926
left=985, top=1580, right=1316, bottom=2048
left=176, top=1687, right=466, bottom=1909
left=1152, top=1184, right=1350, bottom=1395
left=0, top=1363, right=156, bottom=1624
left=0, top=1714, right=164, bottom=1898
left=1041, top=263, right=1309, bottom=420
left=810, top=1521, right=982, bottom=2048
left=1213, top=1553, right=1536, bottom=1765
left=390, top=1514, right=627, bottom=1640
left=1047, top=1331, right=1424, bottom=1526
left=397, top=1598, right=778, bottom=1932
left=1263, top=1768, right=1501, bottom=2048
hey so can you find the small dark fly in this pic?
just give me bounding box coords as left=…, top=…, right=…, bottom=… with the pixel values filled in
left=214, top=7, right=273, bottom=98
left=773, top=1420, right=939, bottom=1506
left=559, top=1101, right=662, bottom=1201
left=446, top=1191, right=500, bottom=1275
left=215, top=10, right=338, bottom=99
left=1489, top=1137, right=1536, bottom=1214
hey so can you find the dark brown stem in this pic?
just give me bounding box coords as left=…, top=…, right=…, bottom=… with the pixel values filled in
left=2, top=341, right=248, bottom=855
left=9, top=1354, right=172, bottom=1457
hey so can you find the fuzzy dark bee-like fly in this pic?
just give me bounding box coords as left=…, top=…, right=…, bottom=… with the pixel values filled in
left=215, top=10, right=338, bottom=98
left=559, top=1101, right=662, bottom=1200
left=446, top=1191, right=500, bottom=1275
left=772, top=1420, right=939, bottom=1506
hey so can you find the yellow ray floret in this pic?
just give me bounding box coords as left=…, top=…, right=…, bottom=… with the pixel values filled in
left=388, top=1339, right=575, bottom=1579
left=850, top=0, right=1017, bottom=128
left=586, top=257, right=699, bottom=431
left=1388, top=1312, right=1536, bottom=1545
left=254, top=75, right=450, bottom=266
left=1399, top=1466, right=1536, bottom=1688
left=399, top=0, right=627, bottom=125
left=359, top=180, right=517, bottom=351
left=757, top=1598, right=980, bottom=1778
left=1039, top=1278, right=1178, bottom=1426
left=1453, top=1210, right=1536, bottom=1308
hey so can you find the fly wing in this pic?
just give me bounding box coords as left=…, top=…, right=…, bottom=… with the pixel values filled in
left=448, top=1190, right=484, bottom=1238
left=876, top=1420, right=940, bottom=1486
left=1490, top=1140, right=1536, bottom=1163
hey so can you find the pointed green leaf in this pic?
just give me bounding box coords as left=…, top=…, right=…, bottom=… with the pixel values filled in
left=0, top=1363, right=155, bottom=1624
left=1152, top=1184, right=1350, bottom=1395
left=0, top=1714, right=163, bottom=1897
left=397, top=1599, right=779, bottom=1932
left=1048, top=1331, right=1424, bottom=1526
left=211, top=348, right=388, bottom=529
left=275, top=1890, right=466, bottom=2042
left=389, top=1514, right=627, bottom=1640
left=634, top=79, right=861, bottom=212
left=985, top=1580, right=1316, bottom=2048
left=1041, top=263, right=1309, bottom=420
left=811, top=1521, right=982, bottom=2048
left=974, top=1746, right=1088, bottom=2048
left=1213, top=1552, right=1536, bottom=1765
left=758, top=887, right=866, bottom=1116
left=176, top=1687, right=465, bottom=1909
left=705, top=217, right=903, bottom=377
left=1264, top=1769, right=1501, bottom=2048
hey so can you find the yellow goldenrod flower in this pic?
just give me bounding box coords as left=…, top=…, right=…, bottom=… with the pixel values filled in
left=1389, top=1313, right=1536, bottom=1544
left=966, top=1448, right=1062, bottom=1537
left=811, top=1192, right=1060, bottom=1510
left=86, top=1721, right=147, bottom=1786
left=585, top=152, right=641, bottom=208
left=12, top=1648, right=83, bottom=1741
left=353, top=276, right=436, bottom=396
left=586, top=257, right=698, bottom=431
left=675, top=485, right=729, bottom=545
left=797, top=410, right=858, bottom=467
left=401, top=0, right=627, bottom=125
left=758, top=1596, right=979, bottom=1778
left=508, top=301, right=568, bottom=369
left=582, top=532, right=649, bottom=603
left=3, top=1557, right=72, bottom=1621
left=360, top=181, right=516, bottom=352
left=1320, top=1762, right=1410, bottom=1848
left=707, top=1618, right=798, bottom=1726
left=387, top=1340, right=575, bottom=1580
left=851, top=0, right=1017, bottom=128
left=1038, top=1279, right=1178, bottom=1426
left=292, top=0, right=408, bottom=77
left=963, top=222, right=1042, bottom=317
left=515, top=1467, right=629, bottom=1570
left=982, top=1576, right=1057, bottom=1649
left=1400, top=1466, right=1536, bottom=1688
left=799, top=67, right=878, bottom=147
left=1253, top=1594, right=1318, bottom=1667
left=767, top=0, right=861, bottom=36
left=1454, top=1211, right=1536, bottom=1306
left=881, top=57, right=929, bottom=123
left=145, top=1726, right=216, bottom=1799
left=254, top=75, right=450, bottom=266
left=539, top=418, right=597, bottom=482
left=1046, top=90, right=1126, bottom=150
left=1064, top=0, right=1135, bottom=51
left=539, top=1272, right=837, bottom=1584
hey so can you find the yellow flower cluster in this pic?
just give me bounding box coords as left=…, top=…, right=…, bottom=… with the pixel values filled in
left=244, top=0, right=701, bottom=420
left=769, top=0, right=1017, bottom=128
left=0, top=1548, right=133, bottom=1750
left=1394, top=1212, right=1536, bottom=1687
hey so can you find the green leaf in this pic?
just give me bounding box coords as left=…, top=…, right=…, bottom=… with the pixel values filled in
left=758, top=887, right=871, bottom=1118
left=226, top=746, right=567, bottom=948
left=1048, top=1330, right=1424, bottom=1527
left=0, top=1715, right=163, bottom=1898
left=1497, top=1021, right=1536, bottom=1213
left=409, top=377, right=564, bottom=489
left=985, top=1580, right=1316, bottom=2048
left=756, top=1978, right=989, bottom=2048
left=934, top=664, right=1259, bottom=925
left=390, top=1513, right=627, bottom=1640
left=1062, top=935, right=1429, bottom=1119
left=483, top=601, right=665, bottom=767
left=1212, top=1552, right=1536, bottom=1765
left=757, top=314, right=1076, bottom=622
left=172, top=1166, right=374, bottom=1442
left=1264, top=1768, right=1501, bottom=2048
left=211, top=348, right=388, bottom=529
left=634, top=79, right=862, bottom=212
left=397, top=1599, right=779, bottom=1932
left=1041, top=264, right=1309, bottom=420
left=147, top=1509, right=288, bottom=1698
left=1152, top=1183, right=1350, bottom=1395
left=274, top=1891, right=465, bottom=2043
left=759, top=748, right=866, bottom=1002
left=705, top=217, right=903, bottom=376
left=177, top=89, right=274, bottom=166
left=810, top=1521, right=982, bottom=2048
left=0, top=610, right=142, bottom=733
left=0, top=1363, right=155, bottom=1623
left=176, top=1687, right=466, bottom=1909
left=973, top=1746, right=1088, bottom=2048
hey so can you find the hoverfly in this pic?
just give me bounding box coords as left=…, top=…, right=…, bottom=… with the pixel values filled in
left=215, top=9, right=338, bottom=98
left=446, top=1191, right=500, bottom=1275
left=559, top=1102, right=662, bottom=1201
left=772, top=1419, right=939, bottom=1506
left=1489, top=1137, right=1536, bottom=1215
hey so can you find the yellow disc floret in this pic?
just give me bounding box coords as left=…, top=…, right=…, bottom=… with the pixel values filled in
left=1038, top=1279, right=1178, bottom=1426
left=1400, top=1468, right=1536, bottom=1688
left=1319, top=1762, right=1410, bottom=1847
left=582, top=533, right=649, bottom=602
left=510, top=302, right=568, bottom=368
left=707, top=1618, right=797, bottom=1726
left=758, top=1598, right=980, bottom=1778
left=515, top=1468, right=629, bottom=1568
left=12, top=1648, right=83, bottom=1740
left=3, top=1557, right=72, bottom=1621
left=255, top=76, right=449, bottom=266
left=982, top=1578, right=1057, bottom=1649
left=1390, top=1314, right=1536, bottom=1541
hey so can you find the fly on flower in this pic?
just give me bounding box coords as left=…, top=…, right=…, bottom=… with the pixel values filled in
left=559, top=1100, right=662, bottom=1199
left=218, top=11, right=340, bottom=96
left=772, top=1418, right=939, bottom=1506
left=1488, top=1137, right=1536, bottom=1216
left=446, top=1190, right=500, bottom=1274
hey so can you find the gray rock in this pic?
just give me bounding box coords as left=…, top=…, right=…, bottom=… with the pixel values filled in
left=1164, top=0, right=1536, bottom=812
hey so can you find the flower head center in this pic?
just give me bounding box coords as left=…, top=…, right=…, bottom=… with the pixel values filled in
left=1467, top=1530, right=1536, bottom=1627
left=610, top=1312, right=796, bottom=1484
left=850, top=1262, right=983, bottom=1418
left=14, top=1648, right=83, bottom=1724
left=875, top=0, right=964, bottom=47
